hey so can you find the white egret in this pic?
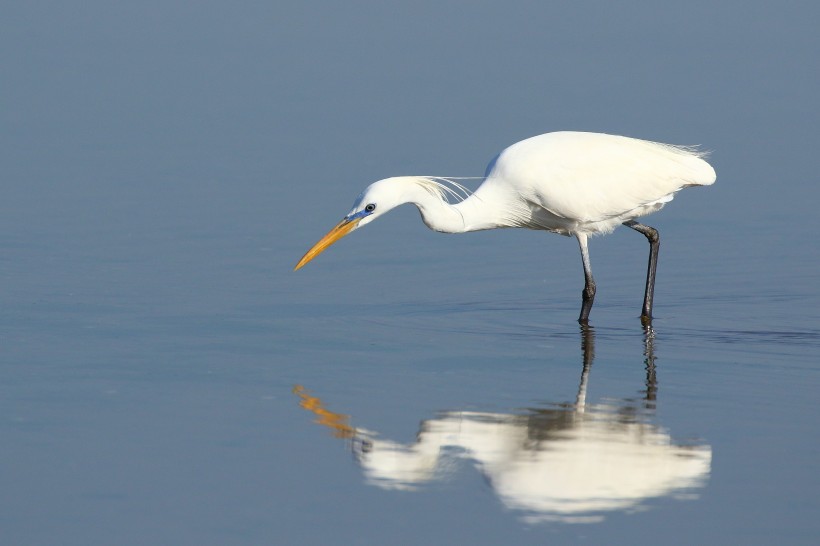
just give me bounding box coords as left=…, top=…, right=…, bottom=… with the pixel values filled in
left=294, top=131, right=716, bottom=323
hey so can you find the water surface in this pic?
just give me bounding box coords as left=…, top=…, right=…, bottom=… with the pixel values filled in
left=2, top=1, right=819, bottom=544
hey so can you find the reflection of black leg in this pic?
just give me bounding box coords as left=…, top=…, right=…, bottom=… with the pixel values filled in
left=580, top=323, right=595, bottom=371
left=642, top=325, right=657, bottom=408
left=575, top=324, right=595, bottom=408
left=577, top=234, right=596, bottom=324
left=623, top=221, right=660, bottom=325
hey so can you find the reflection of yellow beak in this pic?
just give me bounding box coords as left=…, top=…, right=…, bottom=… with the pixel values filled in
left=294, top=217, right=361, bottom=271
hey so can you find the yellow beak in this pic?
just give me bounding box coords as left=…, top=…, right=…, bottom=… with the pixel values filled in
left=294, top=217, right=361, bottom=271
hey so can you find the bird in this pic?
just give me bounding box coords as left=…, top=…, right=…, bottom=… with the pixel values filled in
left=294, top=131, right=716, bottom=324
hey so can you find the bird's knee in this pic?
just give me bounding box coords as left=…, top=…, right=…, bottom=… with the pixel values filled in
left=625, top=221, right=659, bottom=244
left=638, top=224, right=659, bottom=244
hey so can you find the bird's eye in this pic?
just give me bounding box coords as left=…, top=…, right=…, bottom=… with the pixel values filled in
left=365, top=203, right=376, bottom=213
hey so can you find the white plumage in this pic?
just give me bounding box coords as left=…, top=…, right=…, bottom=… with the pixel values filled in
left=479, top=132, right=715, bottom=233
left=295, top=131, right=716, bottom=323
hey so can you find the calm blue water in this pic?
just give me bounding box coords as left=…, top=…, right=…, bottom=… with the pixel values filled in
left=2, top=1, right=819, bottom=544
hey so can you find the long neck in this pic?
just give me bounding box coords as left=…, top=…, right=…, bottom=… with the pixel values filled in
left=403, top=178, right=507, bottom=233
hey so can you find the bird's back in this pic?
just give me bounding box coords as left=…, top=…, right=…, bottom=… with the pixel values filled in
left=480, top=132, right=715, bottom=234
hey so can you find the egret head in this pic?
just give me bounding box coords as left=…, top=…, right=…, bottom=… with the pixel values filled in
left=293, top=178, right=408, bottom=270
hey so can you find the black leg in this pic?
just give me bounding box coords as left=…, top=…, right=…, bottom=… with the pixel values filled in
left=623, top=220, right=660, bottom=325
left=577, top=234, right=595, bottom=324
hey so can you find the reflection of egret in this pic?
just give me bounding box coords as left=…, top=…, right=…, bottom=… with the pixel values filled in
left=293, top=385, right=355, bottom=439
left=294, top=327, right=712, bottom=524
left=295, top=132, right=716, bottom=323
